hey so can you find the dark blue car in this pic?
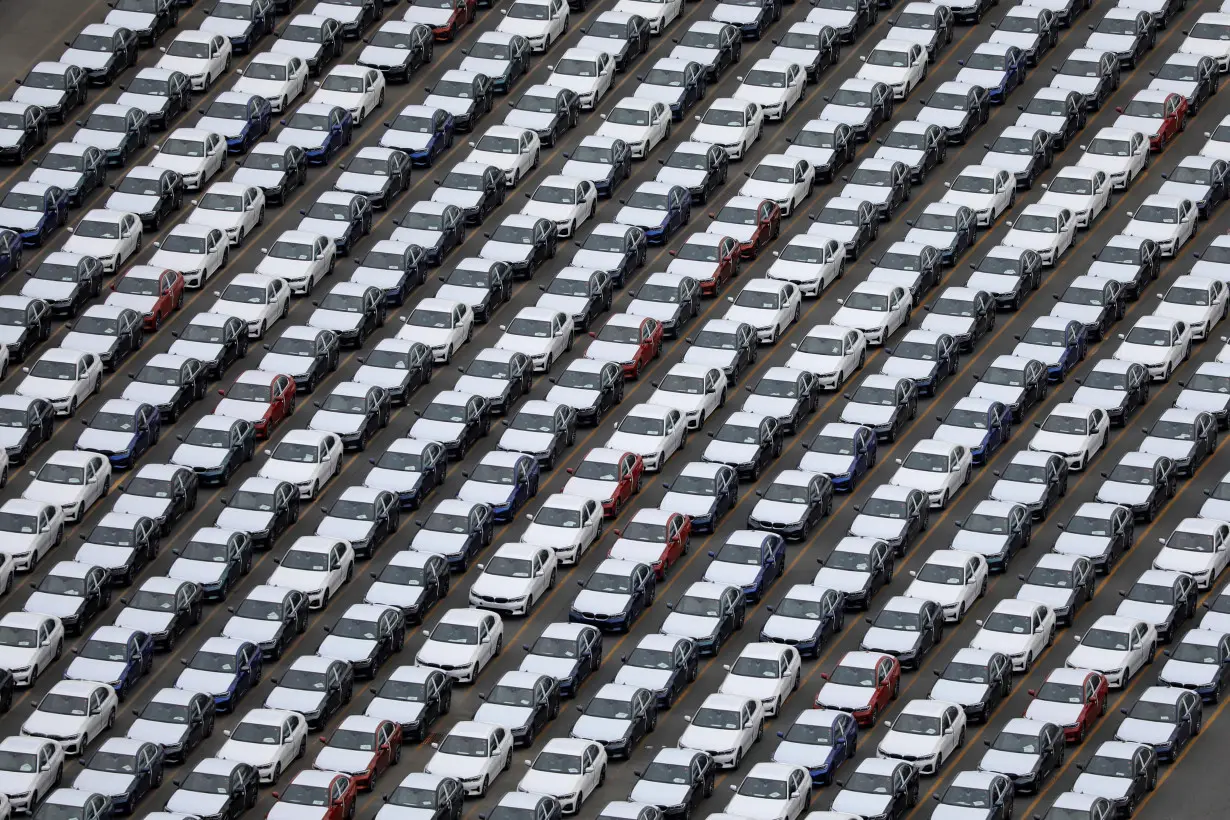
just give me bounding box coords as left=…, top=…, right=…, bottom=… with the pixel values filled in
left=0, top=228, right=22, bottom=276
left=775, top=709, right=859, bottom=785
left=81, top=738, right=165, bottom=813
left=720, top=0, right=780, bottom=39
left=1016, top=316, right=1086, bottom=382
left=620, top=182, right=690, bottom=245
left=0, top=181, right=69, bottom=246
left=383, top=105, right=455, bottom=167
left=281, top=103, right=353, bottom=165
left=78, top=400, right=161, bottom=469
left=937, top=398, right=1012, bottom=465
left=299, top=191, right=372, bottom=256
left=802, top=423, right=878, bottom=491
left=177, top=637, right=263, bottom=712
left=569, top=559, right=657, bottom=632
left=170, top=529, right=254, bottom=601
left=705, top=530, right=786, bottom=601
left=462, top=451, right=539, bottom=522
left=199, top=92, right=273, bottom=153
left=959, top=44, right=1026, bottom=104
left=69, top=625, right=155, bottom=700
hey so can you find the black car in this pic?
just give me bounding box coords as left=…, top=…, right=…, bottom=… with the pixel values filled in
left=77, top=104, right=150, bottom=167
left=176, top=415, right=256, bottom=486
left=169, top=530, right=252, bottom=602
left=480, top=672, right=558, bottom=746
left=1152, top=53, right=1219, bottom=114
left=80, top=742, right=158, bottom=811
left=438, top=259, right=510, bottom=322
left=826, top=80, right=893, bottom=142
left=202, top=0, right=276, bottom=54
left=972, top=356, right=1048, bottom=423
left=507, top=85, right=579, bottom=147
left=659, top=142, right=729, bottom=204
left=970, top=246, right=1043, bottom=310
left=64, top=24, right=138, bottom=85
left=172, top=760, right=259, bottom=818
left=283, top=15, right=343, bottom=75
left=368, top=550, right=450, bottom=623
left=413, top=393, right=489, bottom=460
left=760, top=585, right=844, bottom=658
left=885, top=332, right=958, bottom=397
left=482, top=215, right=556, bottom=278
left=121, top=69, right=192, bottom=131
left=121, top=465, right=199, bottom=535
left=1058, top=503, right=1132, bottom=574
left=561, top=137, right=632, bottom=198
left=268, top=656, right=354, bottom=729
left=706, top=415, right=782, bottom=480
left=1163, top=156, right=1228, bottom=218
left=434, top=162, right=507, bottom=224
left=320, top=488, right=399, bottom=558
left=33, top=144, right=107, bottom=207
left=667, top=583, right=745, bottom=655
left=983, top=721, right=1064, bottom=794
left=1099, top=453, right=1176, bottom=523
left=1016, top=88, right=1085, bottom=149
left=1052, top=278, right=1122, bottom=341
left=619, top=635, right=698, bottom=708
left=370, top=667, right=453, bottom=741
left=0, top=295, right=51, bottom=361
left=463, top=34, right=531, bottom=92
left=842, top=159, right=911, bottom=220
left=113, top=0, right=180, bottom=44
left=835, top=761, right=918, bottom=819
left=314, top=284, right=386, bottom=349
left=638, top=60, right=707, bottom=121
left=954, top=501, right=1031, bottom=571
left=311, top=383, right=391, bottom=451
left=550, top=359, right=623, bottom=425
left=521, top=623, right=603, bottom=698
left=80, top=513, right=160, bottom=585
left=635, top=750, right=715, bottom=817
left=127, top=355, right=207, bottom=422
left=926, top=288, right=995, bottom=351
left=810, top=198, right=878, bottom=259
left=843, top=375, right=919, bottom=444
left=426, top=72, right=493, bottom=131
left=1053, top=50, right=1120, bottom=110
left=1074, top=361, right=1148, bottom=425
left=864, top=598, right=943, bottom=669
left=397, top=202, right=465, bottom=266
left=70, top=305, right=143, bottom=371
left=262, top=327, right=340, bottom=393
left=1119, top=689, right=1202, bottom=762
left=580, top=13, right=650, bottom=72
left=458, top=349, right=532, bottom=414
left=220, top=477, right=301, bottom=549
left=1089, top=8, right=1154, bottom=67
left=1092, top=237, right=1159, bottom=300
left=320, top=604, right=405, bottom=678
left=118, top=578, right=203, bottom=651
left=538, top=268, right=610, bottom=331
left=1075, top=744, right=1157, bottom=814
left=673, top=22, right=742, bottom=78
left=234, top=144, right=308, bottom=205
left=226, top=586, right=309, bottom=659
left=575, top=685, right=657, bottom=759
left=743, top=369, right=819, bottom=434
left=874, top=243, right=944, bottom=296
left=1145, top=410, right=1218, bottom=477
left=875, top=122, right=946, bottom=183
left=502, top=401, right=577, bottom=469
left=569, top=559, right=656, bottom=633
left=687, top=320, right=757, bottom=380
left=27, top=253, right=103, bottom=317
left=414, top=499, right=493, bottom=570
left=1018, top=555, right=1095, bottom=627
left=923, top=84, right=988, bottom=144
left=30, top=562, right=110, bottom=635
left=359, top=21, right=435, bottom=81
left=300, top=193, right=371, bottom=257
left=986, top=127, right=1052, bottom=189
left=573, top=223, right=646, bottom=286
left=133, top=689, right=215, bottom=763
left=0, top=103, right=48, bottom=164
left=14, top=64, right=88, bottom=125
left=355, top=341, right=431, bottom=407
left=109, top=167, right=182, bottom=230
left=0, top=395, right=53, bottom=463
left=771, top=24, right=839, bottom=81
left=933, top=651, right=1012, bottom=722
left=809, top=0, right=876, bottom=43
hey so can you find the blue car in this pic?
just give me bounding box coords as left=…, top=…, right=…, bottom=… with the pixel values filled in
left=0, top=228, right=22, bottom=276
left=617, top=182, right=691, bottom=245
left=569, top=558, right=657, bottom=632
left=382, top=105, right=455, bottom=167
left=299, top=191, right=372, bottom=256
left=175, top=636, right=263, bottom=712
left=936, top=398, right=1012, bottom=465
left=1013, top=316, right=1086, bottom=382
left=760, top=585, right=845, bottom=657
left=65, top=625, right=155, bottom=700
left=198, top=91, right=273, bottom=153
left=958, top=43, right=1026, bottom=104
left=279, top=103, right=353, bottom=165
left=80, top=737, right=165, bottom=813
left=705, top=530, right=787, bottom=601
left=458, top=450, right=539, bottom=522
left=774, top=708, right=859, bottom=785
left=801, top=422, right=878, bottom=491
left=76, top=399, right=161, bottom=469
left=717, top=0, right=780, bottom=39
left=0, top=181, right=69, bottom=246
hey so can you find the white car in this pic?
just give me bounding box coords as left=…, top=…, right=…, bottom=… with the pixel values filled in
left=734, top=60, right=807, bottom=121
left=678, top=693, right=764, bottom=770
left=876, top=699, right=966, bottom=775
left=518, top=738, right=607, bottom=813
left=234, top=52, right=310, bottom=112
left=691, top=98, right=763, bottom=160
left=62, top=209, right=142, bottom=274
left=158, top=30, right=232, bottom=91
left=267, top=536, right=354, bottom=609
left=766, top=235, right=843, bottom=297
left=741, top=154, right=815, bottom=217
left=0, top=611, right=64, bottom=686
left=522, top=175, right=598, bottom=237
left=150, top=224, right=229, bottom=288
left=597, top=97, right=670, bottom=160
left=497, top=307, right=574, bottom=372
left=17, top=348, right=103, bottom=417
left=1003, top=205, right=1076, bottom=267
left=254, top=230, right=337, bottom=296
left=397, top=297, right=475, bottom=363
left=522, top=494, right=603, bottom=565
left=969, top=598, right=1055, bottom=672
left=786, top=325, right=866, bottom=389
left=1038, top=166, right=1111, bottom=228
left=425, top=720, right=513, bottom=796
left=1125, top=195, right=1199, bottom=257
left=1028, top=403, right=1109, bottom=471
left=1180, top=12, right=1230, bottom=70
left=259, top=429, right=343, bottom=499
left=889, top=438, right=971, bottom=508
left=417, top=607, right=504, bottom=683
left=1077, top=127, right=1150, bottom=190
left=218, top=708, right=307, bottom=783
left=467, top=125, right=541, bottom=187
left=498, top=0, right=570, bottom=51
left=546, top=48, right=614, bottom=111
left=1158, top=628, right=1230, bottom=692
left=605, top=403, right=686, bottom=471
left=1153, top=275, right=1226, bottom=340
left=22, top=679, right=117, bottom=755
left=151, top=128, right=228, bottom=191
left=1113, top=316, right=1193, bottom=381
left=831, top=282, right=911, bottom=347
left=211, top=273, right=292, bottom=339
left=469, top=542, right=557, bottom=616
left=310, top=64, right=385, bottom=123
left=905, top=550, right=987, bottom=622
left=22, top=450, right=110, bottom=525
left=942, top=165, right=1015, bottom=227
left=0, top=499, right=64, bottom=576
left=1154, top=518, right=1230, bottom=589
left=718, top=643, right=801, bottom=717
left=724, top=279, right=802, bottom=345
left=724, top=762, right=811, bottom=820
left=615, top=0, right=682, bottom=33
left=0, top=735, right=63, bottom=812
left=856, top=40, right=927, bottom=100
left=1066, top=615, right=1157, bottom=688
left=188, top=182, right=266, bottom=246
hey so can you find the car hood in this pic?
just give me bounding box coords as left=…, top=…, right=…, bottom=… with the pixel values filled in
left=1017, top=584, right=1076, bottom=612
left=310, top=409, right=365, bottom=436
left=761, top=614, right=823, bottom=642
left=929, top=678, right=989, bottom=707
left=1072, top=773, right=1133, bottom=801
left=704, top=560, right=761, bottom=587
left=167, top=790, right=229, bottom=816
left=25, top=591, right=85, bottom=619
left=841, top=403, right=897, bottom=426
left=905, top=227, right=958, bottom=250
left=215, top=506, right=276, bottom=534
left=519, top=654, right=579, bottom=682
left=848, top=514, right=907, bottom=541
left=661, top=612, right=719, bottom=640
left=1097, top=481, right=1153, bottom=506
left=1116, top=599, right=1172, bottom=626
left=703, top=440, right=760, bottom=466
left=1117, top=718, right=1176, bottom=746
left=169, top=558, right=227, bottom=585
left=863, top=626, right=921, bottom=654
left=832, top=791, right=893, bottom=817
left=411, top=530, right=469, bottom=557
left=475, top=703, right=536, bottom=733
left=918, top=107, right=970, bottom=130
left=661, top=492, right=717, bottom=519
left=630, top=780, right=692, bottom=808
left=1025, top=699, right=1084, bottom=726
left=175, top=668, right=236, bottom=697
left=224, top=616, right=282, bottom=645
left=682, top=346, right=738, bottom=370
left=819, top=104, right=872, bottom=128
left=264, top=686, right=327, bottom=713
left=77, top=428, right=136, bottom=454
left=114, top=606, right=175, bottom=635
left=978, top=748, right=1038, bottom=777
left=880, top=357, right=938, bottom=381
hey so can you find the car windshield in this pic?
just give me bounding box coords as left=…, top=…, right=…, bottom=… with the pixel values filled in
left=830, top=88, right=872, bottom=108
left=1127, top=700, right=1176, bottom=722
left=585, top=571, right=631, bottom=594
left=484, top=556, right=533, bottom=578
left=691, top=706, right=741, bottom=729
left=1170, top=640, right=1220, bottom=663
left=429, top=624, right=478, bottom=645
left=1190, top=21, right=1230, bottom=39
left=219, top=283, right=268, bottom=304
left=873, top=609, right=920, bottom=631
left=926, top=92, right=969, bottom=111
left=991, top=731, right=1041, bottom=754
left=701, top=107, right=745, bottom=127
left=713, top=423, right=759, bottom=445
left=74, top=218, right=121, bottom=239
left=1126, top=581, right=1174, bottom=605
left=506, top=318, right=553, bottom=338
left=668, top=475, right=715, bottom=497
left=866, top=48, right=911, bottom=68
left=231, top=722, right=283, bottom=745
left=982, top=611, right=1032, bottom=634
left=1087, top=138, right=1131, bottom=157
left=950, top=174, right=996, bottom=195
left=674, top=594, right=719, bottom=618
left=622, top=520, right=665, bottom=542
left=793, top=127, right=835, bottom=148
left=1134, top=204, right=1180, bottom=224
left=491, top=225, right=535, bottom=244
left=643, top=761, right=692, bottom=785
left=34, top=463, right=85, bottom=483
left=182, top=772, right=231, bottom=795
left=1081, top=627, right=1130, bottom=650
left=965, top=52, right=1006, bottom=71
left=845, top=772, right=894, bottom=794
left=375, top=562, right=425, bottom=587
left=916, top=562, right=965, bottom=585
left=486, top=684, right=535, bottom=708
left=902, top=451, right=951, bottom=473
left=1164, top=529, right=1216, bottom=553
left=851, top=385, right=897, bottom=406
left=940, top=661, right=988, bottom=683
left=942, top=786, right=993, bottom=808
left=1124, top=326, right=1173, bottom=347
left=528, top=636, right=578, bottom=658
left=737, top=777, right=792, bottom=799
left=328, top=728, right=378, bottom=751
left=506, top=0, right=550, bottom=18
left=280, top=784, right=331, bottom=807
left=180, top=538, right=229, bottom=563
left=128, top=588, right=176, bottom=612
left=0, top=512, right=38, bottom=535
left=234, top=597, right=283, bottom=621
left=280, top=549, right=329, bottom=572
left=229, top=489, right=277, bottom=511
left=188, top=650, right=236, bottom=673
left=184, top=426, right=231, bottom=448
left=1036, top=681, right=1083, bottom=703
left=742, top=69, right=787, bottom=88
left=422, top=512, right=470, bottom=533
left=1107, top=463, right=1156, bottom=485
left=570, top=145, right=614, bottom=166
left=270, top=442, right=320, bottom=463
left=375, top=677, right=427, bottom=702
left=438, top=735, right=490, bottom=756
left=1025, top=566, right=1073, bottom=587
left=534, top=506, right=581, bottom=528
left=405, top=308, right=452, bottom=329
left=892, top=713, right=941, bottom=735
left=475, top=135, right=521, bottom=155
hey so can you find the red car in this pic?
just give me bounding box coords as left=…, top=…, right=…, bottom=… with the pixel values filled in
left=216, top=369, right=296, bottom=438
left=405, top=0, right=475, bottom=40
left=587, top=313, right=663, bottom=380
left=710, top=197, right=781, bottom=258
left=1116, top=89, right=1187, bottom=151
left=313, top=715, right=403, bottom=791
left=108, top=265, right=184, bottom=330
left=1024, top=668, right=1108, bottom=743
left=815, top=651, right=901, bottom=726
left=268, top=770, right=357, bottom=820
left=667, top=232, right=740, bottom=296
left=563, top=447, right=645, bottom=518
left=607, top=507, right=691, bottom=579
